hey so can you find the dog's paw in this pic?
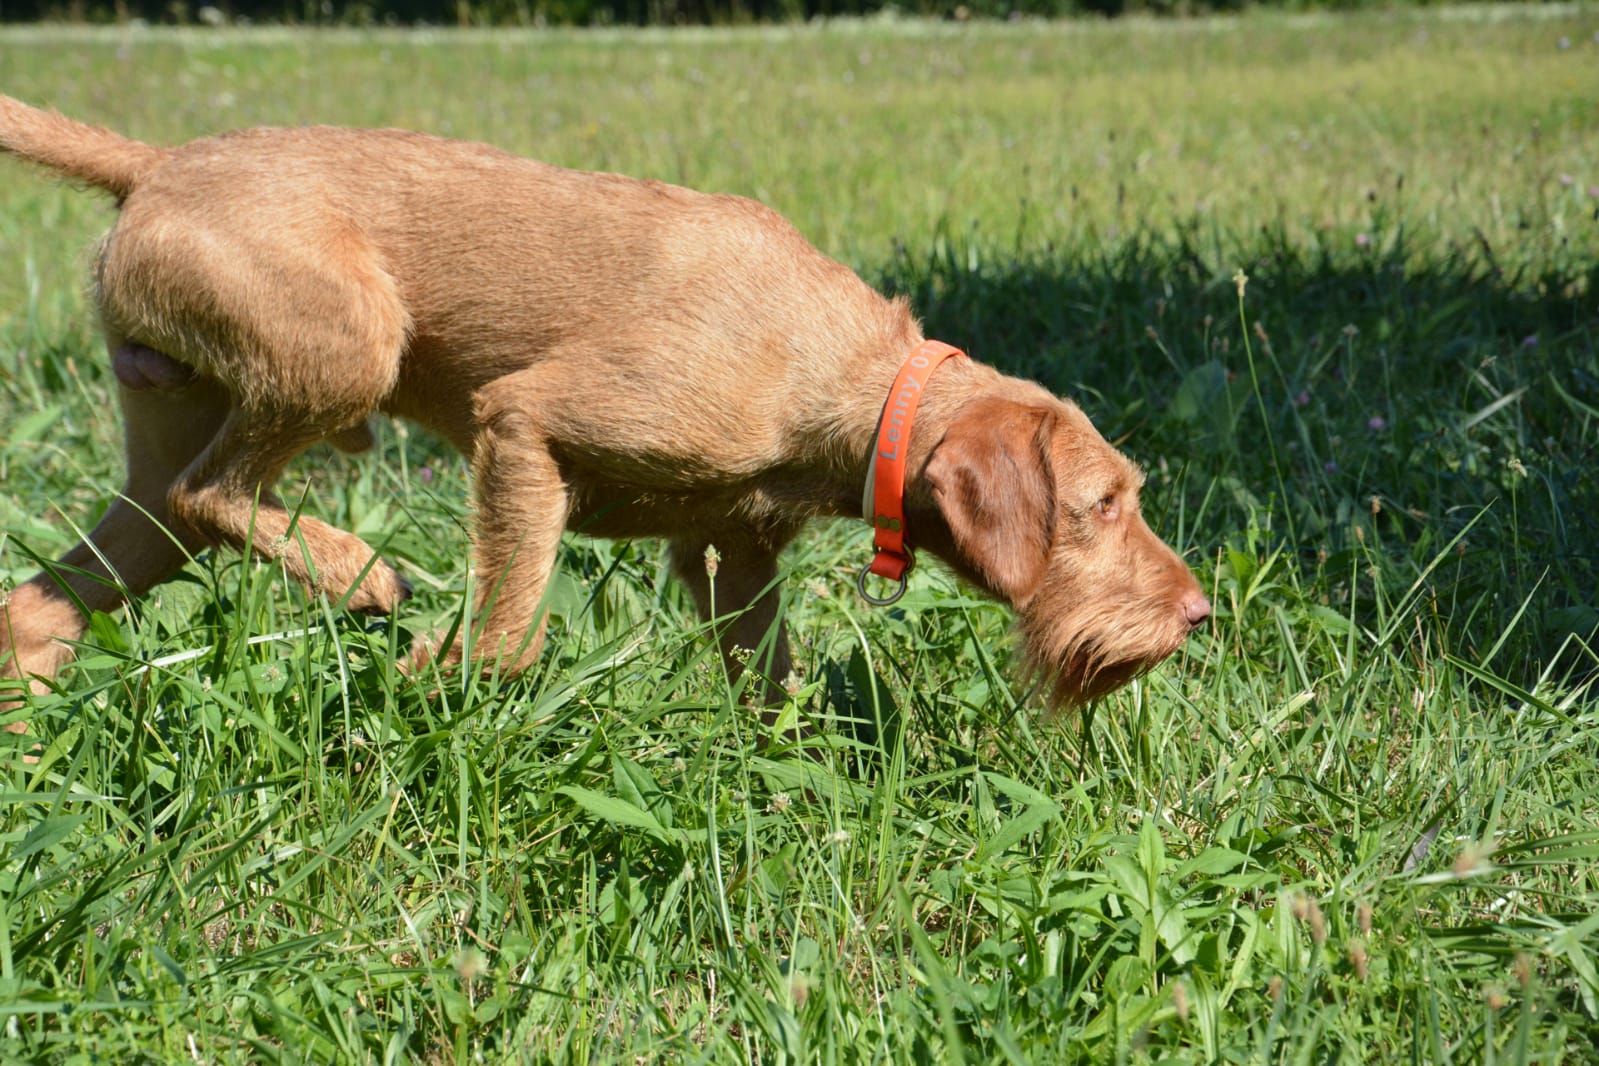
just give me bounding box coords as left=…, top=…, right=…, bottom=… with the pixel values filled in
left=342, top=562, right=410, bottom=616
left=0, top=662, right=48, bottom=761
left=401, top=631, right=463, bottom=677
left=0, top=593, right=74, bottom=717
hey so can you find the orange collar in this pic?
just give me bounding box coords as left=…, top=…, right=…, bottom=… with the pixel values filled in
left=858, top=339, right=966, bottom=605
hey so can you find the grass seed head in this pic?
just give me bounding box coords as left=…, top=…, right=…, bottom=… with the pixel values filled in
left=1347, top=939, right=1369, bottom=981
left=1291, top=892, right=1326, bottom=945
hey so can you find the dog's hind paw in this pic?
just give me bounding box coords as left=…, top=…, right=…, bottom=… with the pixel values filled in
left=341, top=562, right=410, bottom=616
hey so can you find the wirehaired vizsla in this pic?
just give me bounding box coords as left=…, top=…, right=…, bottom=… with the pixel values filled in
left=0, top=95, right=1209, bottom=723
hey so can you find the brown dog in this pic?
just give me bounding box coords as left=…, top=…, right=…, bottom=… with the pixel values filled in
left=0, top=94, right=1208, bottom=719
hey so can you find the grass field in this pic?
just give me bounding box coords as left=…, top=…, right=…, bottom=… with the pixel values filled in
left=2, top=6, right=1598, bottom=1062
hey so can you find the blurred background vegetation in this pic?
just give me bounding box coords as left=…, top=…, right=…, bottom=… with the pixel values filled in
left=0, top=0, right=1543, bottom=29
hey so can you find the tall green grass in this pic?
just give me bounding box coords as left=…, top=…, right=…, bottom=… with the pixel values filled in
left=2, top=8, right=1597, bottom=1061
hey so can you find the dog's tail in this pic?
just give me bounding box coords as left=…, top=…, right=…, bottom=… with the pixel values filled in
left=0, top=94, right=168, bottom=200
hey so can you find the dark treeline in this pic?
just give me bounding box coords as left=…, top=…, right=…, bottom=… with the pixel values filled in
left=0, top=0, right=1466, bottom=26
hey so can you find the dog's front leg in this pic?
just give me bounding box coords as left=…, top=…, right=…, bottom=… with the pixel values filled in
left=417, top=376, right=571, bottom=676
left=668, top=526, right=798, bottom=712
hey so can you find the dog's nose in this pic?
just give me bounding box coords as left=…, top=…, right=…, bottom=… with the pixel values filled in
left=1183, top=593, right=1211, bottom=627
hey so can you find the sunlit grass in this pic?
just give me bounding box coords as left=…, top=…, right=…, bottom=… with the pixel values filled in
left=2, top=7, right=1598, bottom=1062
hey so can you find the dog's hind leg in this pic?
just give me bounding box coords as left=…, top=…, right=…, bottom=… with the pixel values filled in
left=1, top=375, right=229, bottom=716
left=118, top=220, right=414, bottom=618
left=163, top=405, right=409, bottom=615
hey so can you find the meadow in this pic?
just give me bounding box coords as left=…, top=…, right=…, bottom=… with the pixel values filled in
left=1, top=6, right=1597, bottom=1061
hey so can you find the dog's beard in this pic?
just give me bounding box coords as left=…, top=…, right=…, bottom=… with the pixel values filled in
left=1017, top=594, right=1192, bottom=708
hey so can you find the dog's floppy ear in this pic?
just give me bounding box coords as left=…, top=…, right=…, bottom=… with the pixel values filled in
left=924, top=398, right=1056, bottom=604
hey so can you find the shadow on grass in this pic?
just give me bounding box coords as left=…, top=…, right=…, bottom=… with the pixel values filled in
left=871, top=222, right=1599, bottom=682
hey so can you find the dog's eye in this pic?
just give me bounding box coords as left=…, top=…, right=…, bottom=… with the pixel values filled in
left=1097, top=494, right=1118, bottom=519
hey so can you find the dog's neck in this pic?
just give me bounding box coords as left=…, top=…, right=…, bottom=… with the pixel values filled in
left=838, top=337, right=1064, bottom=597
left=858, top=340, right=966, bottom=568
left=854, top=348, right=1000, bottom=498
left=823, top=335, right=992, bottom=579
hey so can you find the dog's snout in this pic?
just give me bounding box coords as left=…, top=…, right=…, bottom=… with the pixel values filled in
left=1183, top=592, right=1211, bottom=628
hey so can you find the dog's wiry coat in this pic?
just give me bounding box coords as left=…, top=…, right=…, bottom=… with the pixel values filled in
left=0, top=95, right=1209, bottom=720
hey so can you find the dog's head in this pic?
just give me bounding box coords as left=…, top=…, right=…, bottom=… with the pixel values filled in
left=922, top=395, right=1209, bottom=705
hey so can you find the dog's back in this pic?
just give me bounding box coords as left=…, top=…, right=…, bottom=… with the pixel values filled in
left=2, top=98, right=903, bottom=453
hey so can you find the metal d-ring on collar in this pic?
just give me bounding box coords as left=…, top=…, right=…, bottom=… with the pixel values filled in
left=857, top=549, right=914, bottom=606
left=856, top=340, right=966, bottom=607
